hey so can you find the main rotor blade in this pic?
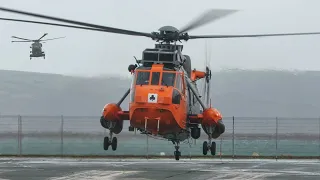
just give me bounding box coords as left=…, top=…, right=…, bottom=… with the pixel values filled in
left=0, top=17, right=124, bottom=33
left=179, top=9, right=237, bottom=34
left=40, top=36, right=66, bottom=41
left=38, top=33, right=48, bottom=40
left=11, top=40, right=33, bottom=42
left=189, top=32, right=320, bottom=39
left=0, top=6, right=153, bottom=38
left=11, top=35, right=33, bottom=41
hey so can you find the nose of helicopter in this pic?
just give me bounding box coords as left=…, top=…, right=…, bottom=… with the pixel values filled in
left=129, top=104, right=181, bottom=134
left=134, top=86, right=173, bottom=105
left=130, top=85, right=186, bottom=133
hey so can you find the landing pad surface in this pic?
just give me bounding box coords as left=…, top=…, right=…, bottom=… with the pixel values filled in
left=0, top=158, right=319, bottom=179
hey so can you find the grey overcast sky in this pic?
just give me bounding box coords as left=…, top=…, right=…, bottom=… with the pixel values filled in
left=0, top=0, right=320, bottom=77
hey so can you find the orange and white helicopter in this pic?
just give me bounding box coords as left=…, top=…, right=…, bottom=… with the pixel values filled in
left=1, top=7, right=320, bottom=160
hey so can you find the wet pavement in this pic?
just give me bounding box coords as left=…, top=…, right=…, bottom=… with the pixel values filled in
left=0, top=158, right=319, bottom=179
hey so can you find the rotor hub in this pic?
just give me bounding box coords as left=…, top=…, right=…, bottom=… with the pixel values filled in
left=151, top=26, right=190, bottom=43
left=158, top=26, right=179, bottom=33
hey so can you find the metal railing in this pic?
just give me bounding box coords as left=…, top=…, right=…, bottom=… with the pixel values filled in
left=0, top=115, right=319, bottom=159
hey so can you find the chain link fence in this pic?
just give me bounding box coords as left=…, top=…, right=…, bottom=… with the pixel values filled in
left=0, top=115, right=319, bottom=159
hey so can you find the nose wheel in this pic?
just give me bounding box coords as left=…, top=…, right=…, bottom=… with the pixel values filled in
left=172, top=141, right=181, bottom=160
left=103, top=131, right=117, bottom=151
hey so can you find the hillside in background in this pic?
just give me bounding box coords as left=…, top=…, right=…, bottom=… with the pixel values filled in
left=0, top=69, right=319, bottom=117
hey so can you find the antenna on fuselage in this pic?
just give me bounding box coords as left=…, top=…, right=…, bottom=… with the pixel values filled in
left=133, top=56, right=140, bottom=66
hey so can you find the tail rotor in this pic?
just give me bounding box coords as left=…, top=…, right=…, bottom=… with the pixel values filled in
left=201, top=40, right=212, bottom=109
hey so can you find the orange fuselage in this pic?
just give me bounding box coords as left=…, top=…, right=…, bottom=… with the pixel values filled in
left=129, top=64, right=187, bottom=135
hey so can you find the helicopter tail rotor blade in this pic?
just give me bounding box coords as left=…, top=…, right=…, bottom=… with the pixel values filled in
left=189, top=32, right=320, bottom=39
left=0, top=6, right=153, bottom=38
left=202, top=42, right=208, bottom=107
left=199, top=40, right=211, bottom=108
left=11, top=36, right=33, bottom=41
left=204, top=40, right=212, bottom=107
left=40, top=36, right=66, bottom=41
left=205, top=40, right=212, bottom=70
left=179, top=9, right=237, bottom=34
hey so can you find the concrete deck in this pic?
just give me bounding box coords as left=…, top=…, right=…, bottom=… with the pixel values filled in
left=0, top=158, right=319, bottom=179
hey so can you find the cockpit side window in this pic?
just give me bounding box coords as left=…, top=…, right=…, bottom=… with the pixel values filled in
left=151, top=72, right=160, bottom=85
left=161, top=72, right=176, bottom=86
left=135, top=71, right=150, bottom=85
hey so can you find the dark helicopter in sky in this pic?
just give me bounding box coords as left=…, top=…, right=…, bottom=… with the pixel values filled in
left=11, top=33, right=65, bottom=60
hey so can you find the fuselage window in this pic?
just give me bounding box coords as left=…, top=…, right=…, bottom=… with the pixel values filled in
left=151, top=72, right=160, bottom=85
left=135, top=71, right=150, bottom=85
left=161, top=72, right=176, bottom=86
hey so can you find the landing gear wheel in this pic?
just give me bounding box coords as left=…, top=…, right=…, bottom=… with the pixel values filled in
left=210, top=142, right=216, bottom=156
left=128, top=126, right=134, bottom=131
left=203, top=141, right=208, bottom=155
left=174, top=151, right=181, bottom=160
left=103, top=137, right=109, bottom=150
left=191, top=127, right=201, bottom=139
left=111, top=137, right=117, bottom=151
left=100, top=117, right=108, bottom=128
left=173, top=141, right=181, bottom=160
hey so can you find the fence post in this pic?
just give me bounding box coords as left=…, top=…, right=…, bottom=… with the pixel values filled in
left=232, top=116, right=235, bottom=159
left=60, top=115, right=64, bottom=157
left=318, top=117, right=320, bottom=160
left=18, top=115, right=22, bottom=156
left=146, top=135, right=149, bottom=159
left=17, top=115, right=20, bottom=156
left=276, top=117, right=278, bottom=161
left=220, top=137, right=222, bottom=160
left=188, top=140, right=191, bottom=160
